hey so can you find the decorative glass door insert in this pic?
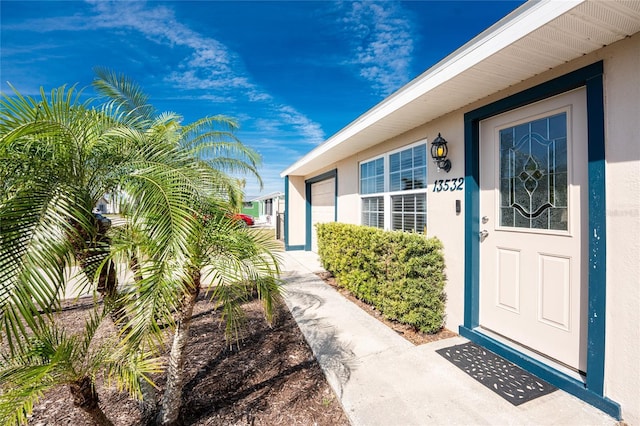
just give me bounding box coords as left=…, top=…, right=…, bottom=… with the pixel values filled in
left=499, top=112, right=568, bottom=231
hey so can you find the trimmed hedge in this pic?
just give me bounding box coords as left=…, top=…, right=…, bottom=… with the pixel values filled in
left=316, top=222, right=447, bottom=333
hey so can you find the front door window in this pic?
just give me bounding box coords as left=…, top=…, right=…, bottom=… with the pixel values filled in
left=499, top=113, right=568, bottom=231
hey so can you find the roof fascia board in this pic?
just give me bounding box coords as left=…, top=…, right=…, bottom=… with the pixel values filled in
left=281, top=0, right=584, bottom=178
left=249, top=191, right=284, bottom=202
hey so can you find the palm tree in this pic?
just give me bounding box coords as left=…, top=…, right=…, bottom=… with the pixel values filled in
left=0, top=74, right=255, bottom=341
left=91, top=71, right=282, bottom=424
left=0, top=307, right=162, bottom=426
left=0, top=84, right=133, bottom=351
left=0, top=83, right=175, bottom=424
left=1, top=73, right=282, bottom=424
left=153, top=206, right=282, bottom=425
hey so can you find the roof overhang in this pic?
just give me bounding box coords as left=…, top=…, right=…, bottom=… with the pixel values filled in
left=249, top=191, right=284, bottom=202
left=281, top=0, right=640, bottom=177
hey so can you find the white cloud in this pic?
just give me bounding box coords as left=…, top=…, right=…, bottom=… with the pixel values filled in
left=244, top=108, right=325, bottom=146
left=337, top=1, right=415, bottom=96
left=6, top=0, right=329, bottom=193
left=83, top=1, right=327, bottom=146
left=252, top=119, right=282, bottom=134
left=277, top=105, right=325, bottom=145
left=83, top=2, right=254, bottom=95
left=161, top=94, right=236, bottom=103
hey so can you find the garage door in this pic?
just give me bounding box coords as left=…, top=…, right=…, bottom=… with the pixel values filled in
left=311, top=178, right=335, bottom=252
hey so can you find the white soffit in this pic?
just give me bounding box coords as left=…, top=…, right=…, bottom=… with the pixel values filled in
left=281, top=0, right=640, bottom=177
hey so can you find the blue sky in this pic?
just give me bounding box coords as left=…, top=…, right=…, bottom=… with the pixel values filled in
left=1, top=0, right=523, bottom=197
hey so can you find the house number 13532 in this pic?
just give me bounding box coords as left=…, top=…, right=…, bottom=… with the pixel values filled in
left=433, top=177, right=464, bottom=192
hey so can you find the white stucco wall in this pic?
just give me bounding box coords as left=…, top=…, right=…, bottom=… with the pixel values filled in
left=323, top=118, right=468, bottom=331
left=600, top=34, right=640, bottom=425
left=286, top=176, right=306, bottom=247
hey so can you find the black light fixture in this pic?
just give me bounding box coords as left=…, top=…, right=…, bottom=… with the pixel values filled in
left=430, top=133, right=452, bottom=173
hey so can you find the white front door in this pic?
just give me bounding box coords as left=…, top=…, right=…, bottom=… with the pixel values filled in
left=479, top=88, right=588, bottom=372
left=311, top=178, right=335, bottom=252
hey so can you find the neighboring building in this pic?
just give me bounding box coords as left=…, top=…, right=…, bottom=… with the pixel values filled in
left=281, top=1, right=640, bottom=422
left=242, top=192, right=284, bottom=225
left=241, top=198, right=260, bottom=218
left=95, top=193, right=119, bottom=214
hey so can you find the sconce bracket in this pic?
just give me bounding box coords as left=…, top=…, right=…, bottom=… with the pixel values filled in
left=437, top=159, right=452, bottom=173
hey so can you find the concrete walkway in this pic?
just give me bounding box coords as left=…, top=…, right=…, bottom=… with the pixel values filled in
left=279, top=250, right=617, bottom=426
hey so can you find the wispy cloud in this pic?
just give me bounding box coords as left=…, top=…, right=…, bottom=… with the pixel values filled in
left=84, top=2, right=326, bottom=150
left=245, top=107, right=325, bottom=146
left=243, top=161, right=294, bottom=196
left=85, top=1, right=258, bottom=97
left=11, top=1, right=325, bottom=141
left=277, top=105, right=325, bottom=145
left=337, top=1, right=415, bottom=96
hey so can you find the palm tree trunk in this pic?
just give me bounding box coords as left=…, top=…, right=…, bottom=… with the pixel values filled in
left=69, top=376, right=114, bottom=426
left=156, top=269, right=201, bottom=426
left=69, top=213, right=125, bottom=325
left=71, top=213, right=130, bottom=331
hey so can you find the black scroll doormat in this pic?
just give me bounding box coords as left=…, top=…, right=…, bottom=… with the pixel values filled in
left=436, top=342, right=556, bottom=406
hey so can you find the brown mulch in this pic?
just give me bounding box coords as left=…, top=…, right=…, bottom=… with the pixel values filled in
left=15, top=268, right=454, bottom=425
left=21, top=297, right=349, bottom=426
left=315, top=271, right=458, bottom=345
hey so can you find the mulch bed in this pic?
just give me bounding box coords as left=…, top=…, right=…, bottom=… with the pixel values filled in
left=21, top=297, right=349, bottom=426
left=14, top=269, right=455, bottom=425
left=315, top=271, right=457, bottom=345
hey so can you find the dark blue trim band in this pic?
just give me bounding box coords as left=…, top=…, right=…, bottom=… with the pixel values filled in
left=585, top=70, right=607, bottom=395
left=459, top=327, right=621, bottom=419
left=284, top=244, right=305, bottom=251
left=305, top=181, right=312, bottom=251
left=464, top=117, right=480, bottom=329
left=305, top=169, right=338, bottom=251
left=284, top=175, right=290, bottom=247
left=305, top=169, right=338, bottom=185
left=463, top=61, right=616, bottom=418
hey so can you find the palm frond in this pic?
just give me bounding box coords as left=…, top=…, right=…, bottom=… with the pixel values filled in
left=103, top=346, right=163, bottom=400
left=0, top=307, right=161, bottom=424
left=92, top=67, right=155, bottom=123
left=0, top=181, right=93, bottom=351
left=195, top=214, right=282, bottom=344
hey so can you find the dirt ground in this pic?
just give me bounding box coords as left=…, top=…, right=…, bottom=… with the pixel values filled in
left=23, top=297, right=349, bottom=426
left=316, top=271, right=458, bottom=345
left=19, top=271, right=455, bottom=426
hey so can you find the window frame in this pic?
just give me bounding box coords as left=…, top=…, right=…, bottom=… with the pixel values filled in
left=358, top=139, right=429, bottom=232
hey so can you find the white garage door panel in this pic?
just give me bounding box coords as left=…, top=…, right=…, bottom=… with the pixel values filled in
left=311, top=178, right=335, bottom=252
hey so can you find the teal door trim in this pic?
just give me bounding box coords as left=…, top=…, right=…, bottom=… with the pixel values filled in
left=305, top=169, right=338, bottom=251
left=461, top=61, right=620, bottom=419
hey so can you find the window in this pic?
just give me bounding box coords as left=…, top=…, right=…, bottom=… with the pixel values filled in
left=360, top=157, right=384, bottom=194
left=499, top=113, right=568, bottom=230
left=389, top=145, right=427, bottom=191
left=362, top=196, right=384, bottom=228
left=359, top=141, right=428, bottom=233
left=392, top=194, right=426, bottom=232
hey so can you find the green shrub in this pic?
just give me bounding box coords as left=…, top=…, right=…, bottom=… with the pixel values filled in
left=317, top=222, right=446, bottom=333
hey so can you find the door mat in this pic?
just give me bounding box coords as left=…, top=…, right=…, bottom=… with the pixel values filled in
left=436, top=342, right=556, bottom=406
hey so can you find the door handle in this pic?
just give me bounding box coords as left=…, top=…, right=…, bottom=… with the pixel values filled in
left=479, top=230, right=489, bottom=239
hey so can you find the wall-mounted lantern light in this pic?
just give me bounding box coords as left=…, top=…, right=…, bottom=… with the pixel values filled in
left=430, top=133, right=452, bottom=173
